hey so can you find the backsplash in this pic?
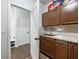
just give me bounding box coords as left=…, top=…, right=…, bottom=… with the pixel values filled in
left=40, top=24, right=78, bottom=34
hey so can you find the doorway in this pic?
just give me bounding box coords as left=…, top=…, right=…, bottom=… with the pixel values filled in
left=9, top=4, right=49, bottom=59
left=9, top=5, right=31, bottom=59
left=8, top=0, right=49, bottom=59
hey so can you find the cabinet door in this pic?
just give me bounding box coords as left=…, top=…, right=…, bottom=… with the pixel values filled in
left=50, top=8, right=60, bottom=26
left=40, top=36, right=55, bottom=58
left=40, top=36, right=46, bottom=51
left=44, top=38, right=54, bottom=58
left=55, top=43, right=67, bottom=59
left=73, top=43, right=78, bottom=59
left=61, top=2, right=78, bottom=24
left=67, top=42, right=74, bottom=59
left=42, top=12, right=50, bottom=26
left=69, top=2, right=78, bottom=24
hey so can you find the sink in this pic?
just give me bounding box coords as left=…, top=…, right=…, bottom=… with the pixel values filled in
left=43, top=34, right=56, bottom=36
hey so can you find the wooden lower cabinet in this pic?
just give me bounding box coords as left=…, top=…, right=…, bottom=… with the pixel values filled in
left=55, top=41, right=78, bottom=59
left=73, top=43, right=78, bottom=59
left=55, top=44, right=67, bottom=59
left=40, top=36, right=55, bottom=58
left=40, top=36, right=78, bottom=59
left=55, top=40, right=68, bottom=59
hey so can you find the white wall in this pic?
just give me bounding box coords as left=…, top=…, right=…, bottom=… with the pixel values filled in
left=10, top=0, right=35, bottom=11
left=39, top=3, right=47, bottom=34
left=1, top=0, right=8, bottom=59
left=39, top=3, right=45, bottom=27
left=41, top=2, right=52, bottom=13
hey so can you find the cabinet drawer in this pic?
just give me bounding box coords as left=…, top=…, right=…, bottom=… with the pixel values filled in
left=55, top=39, right=67, bottom=46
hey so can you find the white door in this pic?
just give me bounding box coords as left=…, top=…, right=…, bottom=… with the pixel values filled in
left=15, top=7, right=30, bottom=47
left=30, top=0, right=40, bottom=59
left=16, top=16, right=30, bottom=47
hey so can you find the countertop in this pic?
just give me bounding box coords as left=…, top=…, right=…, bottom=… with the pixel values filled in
left=40, top=34, right=78, bottom=43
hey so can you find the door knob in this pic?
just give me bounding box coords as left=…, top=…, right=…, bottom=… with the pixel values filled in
left=35, top=38, right=40, bottom=40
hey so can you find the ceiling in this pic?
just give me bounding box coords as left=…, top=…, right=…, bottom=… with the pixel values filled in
left=39, top=0, right=51, bottom=5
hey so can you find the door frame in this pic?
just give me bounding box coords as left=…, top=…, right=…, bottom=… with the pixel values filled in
left=8, top=0, right=40, bottom=59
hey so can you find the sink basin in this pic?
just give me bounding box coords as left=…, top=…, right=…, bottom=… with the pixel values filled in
left=43, top=34, right=56, bottom=36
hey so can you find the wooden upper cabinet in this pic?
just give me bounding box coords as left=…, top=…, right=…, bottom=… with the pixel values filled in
left=61, top=2, right=78, bottom=24
left=42, top=12, right=50, bottom=26
left=42, top=1, right=78, bottom=27
left=50, top=8, right=60, bottom=26
left=42, top=8, right=60, bottom=27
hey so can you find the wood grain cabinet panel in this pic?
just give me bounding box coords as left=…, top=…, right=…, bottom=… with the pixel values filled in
left=68, top=43, right=78, bottom=59
left=55, top=40, right=68, bottom=59
left=40, top=36, right=55, bottom=58
left=50, top=8, right=60, bottom=26
left=61, top=2, right=78, bottom=24
left=73, top=43, right=78, bottom=59
left=40, top=36, right=47, bottom=51
left=67, top=42, right=73, bottom=59
left=42, top=8, right=60, bottom=27
left=68, top=2, right=78, bottom=24
left=42, top=12, right=50, bottom=26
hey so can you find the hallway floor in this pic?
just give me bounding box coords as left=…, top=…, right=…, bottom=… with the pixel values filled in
left=11, top=44, right=49, bottom=59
